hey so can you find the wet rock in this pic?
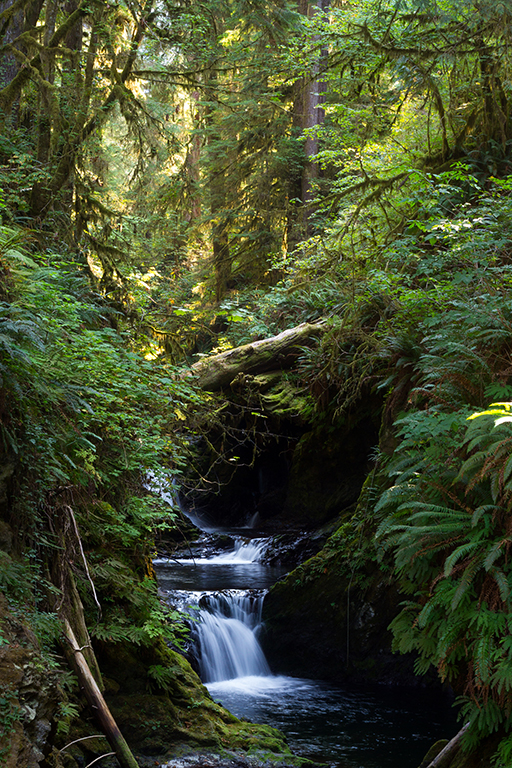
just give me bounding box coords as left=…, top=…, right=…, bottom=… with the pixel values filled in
left=262, top=546, right=426, bottom=686
left=259, top=533, right=325, bottom=568
left=159, top=752, right=317, bottom=768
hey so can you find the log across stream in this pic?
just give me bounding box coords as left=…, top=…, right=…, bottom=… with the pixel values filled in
left=155, top=533, right=458, bottom=768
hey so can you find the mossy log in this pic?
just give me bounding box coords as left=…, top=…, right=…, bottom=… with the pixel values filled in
left=190, top=321, right=326, bottom=391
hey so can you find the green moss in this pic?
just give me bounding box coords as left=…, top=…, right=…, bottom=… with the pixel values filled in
left=94, top=633, right=305, bottom=763
left=262, top=380, right=311, bottom=420
left=418, top=739, right=448, bottom=768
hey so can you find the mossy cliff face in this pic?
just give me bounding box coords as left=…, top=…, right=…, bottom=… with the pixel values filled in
left=0, top=594, right=60, bottom=768
left=278, top=410, right=380, bottom=528
left=261, top=464, right=413, bottom=685
left=184, top=384, right=381, bottom=530
left=262, top=540, right=419, bottom=685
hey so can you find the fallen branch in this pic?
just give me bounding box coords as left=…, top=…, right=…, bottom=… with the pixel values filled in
left=65, top=504, right=101, bottom=617
left=425, top=723, right=470, bottom=768
left=59, top=735, right=105, bottom=753
left=85, top=754, right=116, bottom=768
left=63, top=619, right=140, bottom=768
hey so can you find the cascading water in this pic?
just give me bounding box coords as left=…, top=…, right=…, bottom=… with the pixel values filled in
left=195, top=591, right=270, bottom=682
left=156, top=532, right=458, bottom=768
left=206, top=538, right=269, bottom=564
left=163, top=537, right=274, bottom=683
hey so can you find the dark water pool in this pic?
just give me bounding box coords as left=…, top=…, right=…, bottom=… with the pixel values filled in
left=207, top=675, right=458, bottom=768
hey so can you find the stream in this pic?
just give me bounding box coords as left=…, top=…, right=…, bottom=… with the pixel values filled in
left=155, top=534, right=458, bottom=768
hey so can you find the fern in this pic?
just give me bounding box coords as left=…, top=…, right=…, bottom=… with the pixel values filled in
left=444, top=542, right=479, bottom=577
left=377, top=399, right=512, bottom=746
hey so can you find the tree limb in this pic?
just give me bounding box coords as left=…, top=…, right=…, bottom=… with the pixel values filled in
left=424, top=723, right=470, bottom=768
left=62, top=620, right=140, bottom=768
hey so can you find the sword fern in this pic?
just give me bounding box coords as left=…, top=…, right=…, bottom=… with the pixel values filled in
left=377, top=404, right=512, bottom=747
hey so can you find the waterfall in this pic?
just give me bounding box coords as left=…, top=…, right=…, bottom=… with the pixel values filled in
left=155, top=531, right=457, bottom=766
left=156, top=537, right=274, bottom=683
left=195, top=591, right=270, bottom=683
left=207, top=537, right=268, bottom=564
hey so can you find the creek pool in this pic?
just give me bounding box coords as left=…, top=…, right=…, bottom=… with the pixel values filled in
left=155, top=537, right=458, bottom=768
left=207, top=674, right=457, bottom=768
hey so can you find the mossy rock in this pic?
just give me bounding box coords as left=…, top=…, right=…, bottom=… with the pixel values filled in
left=261, top=379, right=311, bottom=421
left=96, top=638, right=301, bottom=762
left=107, top=687, right=305, bottom=762
left=417, top=731, right=503, bottom=768
left=262, top=532, right=420, bottom=685
left=0, top=593, right=61, bottom=768
left=278, top=409, right=380, bottom=528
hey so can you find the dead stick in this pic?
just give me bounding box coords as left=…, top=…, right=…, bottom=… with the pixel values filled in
left=426, top=723, right=470, bottom=768
left=63, top=619, right=140, bottom=768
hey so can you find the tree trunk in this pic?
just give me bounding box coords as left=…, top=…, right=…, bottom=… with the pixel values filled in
left=301, top=0, right=329, bottom=208
left=0, top=0, right=24, bottom=91
left=184, top=90, right=202, bottom=223
left=190, top=320, right=326, bottom=391
left=288, top=0, right=329, bottom=243
left=206, top=65, right=231, bottom=302
left=0, top=0, right=44, bottom=125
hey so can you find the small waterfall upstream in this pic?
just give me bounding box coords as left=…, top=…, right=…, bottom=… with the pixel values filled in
left=156, top=532, right=458, bottom=768
left=206, top=538, right=268, bottom=564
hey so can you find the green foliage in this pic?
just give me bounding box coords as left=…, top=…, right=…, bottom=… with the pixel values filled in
left=376, top=403, right=512, bottom=747
left=0, top=224, right=201, bottom=727
left=55, top=699, right=81, bottom=737
left=0, top=685, right=22, bottom=761
left=5, top=1, right=512, bottom=762
left=0, top=226, right=200, bottom=490
left=147, top=663, right=181, bottom=693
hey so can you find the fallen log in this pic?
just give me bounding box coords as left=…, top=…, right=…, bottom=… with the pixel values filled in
left=62, top=619, right=140, bottom=768
left=190, top=321, right=327, bottom=391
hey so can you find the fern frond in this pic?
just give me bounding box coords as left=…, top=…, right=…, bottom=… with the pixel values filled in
left=451, top=557, right=480, bottom=610
left=474, top=633, right=493, bottom=685
left=444, top=542, right=480, bottom=576
left=484, top=540, right=509, bottom=572
left=472, top=505, right=498, bottom=527
left=488, top=566, right=510, bottom=602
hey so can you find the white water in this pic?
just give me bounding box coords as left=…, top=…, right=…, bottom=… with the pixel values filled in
left=195, top=591, right=270, bottom=683
left=157, top=537, right=274, bottom=684
left=155, top=535, right=459, bottom=767
left=206, top=538, right=268, bottom=563
left=155, top=536, right=269, bottom=566
left=207, top=673, right=306, bottom=698
left=175, top=541, right=273, bottom=683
